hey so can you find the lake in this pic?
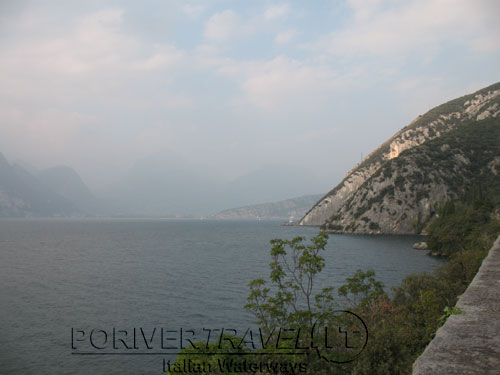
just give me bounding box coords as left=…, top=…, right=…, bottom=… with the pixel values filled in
left=0, top=219, right=444, bottom=374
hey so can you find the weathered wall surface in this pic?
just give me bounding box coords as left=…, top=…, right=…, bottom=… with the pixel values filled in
left=412, top=235, right=500, bottom=374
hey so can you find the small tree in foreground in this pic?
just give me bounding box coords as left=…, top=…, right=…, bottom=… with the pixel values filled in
left=245, top=232, right=336, bottom=333
left=245, top=232, right=382, bottom=374
left=168, top=232, right=386, bottom=374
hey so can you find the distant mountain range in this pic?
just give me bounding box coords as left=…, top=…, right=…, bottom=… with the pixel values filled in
left=211, top=194, right=323, bottom=220
left=100, top=154, right=328, bottom=216
left=38, top=166, right=97, bottom=211
left=298, top=82, right=500, bottom=234
left=0, top=150, right=326, bottom=218
left=10, top=84, right=496, bottom=221
left=0, top=152, right=109, bottom=217
left=5, top=83, right=498, bottom=221
left=0, top=153, right=78, bottom=217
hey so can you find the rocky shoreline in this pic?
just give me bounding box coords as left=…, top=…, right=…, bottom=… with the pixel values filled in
left=412, top=241, right=447, bottom=257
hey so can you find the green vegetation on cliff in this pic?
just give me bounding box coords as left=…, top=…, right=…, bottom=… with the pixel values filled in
left=348, top=199, right=499, bottom=374
left=426, top=200, right=500, bottom=257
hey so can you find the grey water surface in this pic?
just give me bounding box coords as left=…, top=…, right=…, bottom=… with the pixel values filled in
left=0, top=219, right=444, bottom=374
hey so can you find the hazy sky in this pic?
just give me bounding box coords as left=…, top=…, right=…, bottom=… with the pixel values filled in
left=1, top=0, right=499, bottom=191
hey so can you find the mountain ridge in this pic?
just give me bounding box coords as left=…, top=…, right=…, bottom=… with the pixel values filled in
left=211, top=193, right=323, bottom=220
left=0, top=153, right=79, bottom=217
left=297, top=82, right=500, bottom=234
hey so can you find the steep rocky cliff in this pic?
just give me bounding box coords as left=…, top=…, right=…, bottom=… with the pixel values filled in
left=298, top=82, right=500, bottom=233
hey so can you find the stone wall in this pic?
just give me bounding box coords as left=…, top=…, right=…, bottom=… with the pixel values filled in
left=412, top=235, right=500, bottom=374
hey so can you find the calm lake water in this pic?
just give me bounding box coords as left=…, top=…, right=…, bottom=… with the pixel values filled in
left=0, top=219, right=444, bottom=374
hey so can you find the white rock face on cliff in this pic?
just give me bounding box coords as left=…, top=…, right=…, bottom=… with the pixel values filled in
left=299, top=163, right=380, bottom=225
left=298, top=83, right=500, bottom=232
left=324, top=152, right=465, bottom=234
